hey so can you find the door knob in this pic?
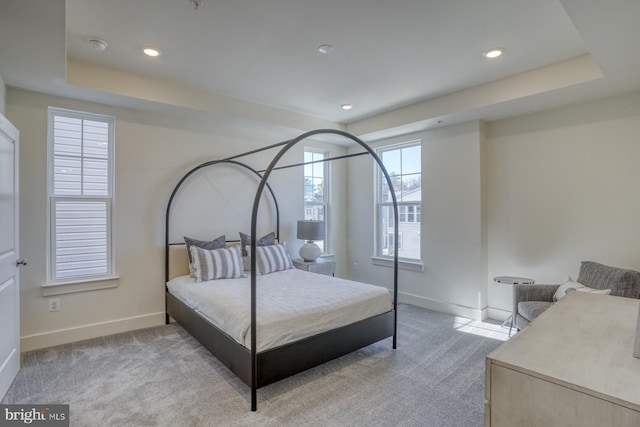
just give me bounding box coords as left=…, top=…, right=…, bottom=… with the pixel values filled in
left=16, top=259, right=28, bottom=267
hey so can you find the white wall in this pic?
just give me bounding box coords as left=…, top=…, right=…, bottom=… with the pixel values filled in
left=10, top=83, right=640, bottom=348
left=486, top=91, right=640, bottom=316
left=8, top=87, right=347, bottom=350
left=347, top=121, right=487, bottom=320
left=347, top=90, right=640, bottom=322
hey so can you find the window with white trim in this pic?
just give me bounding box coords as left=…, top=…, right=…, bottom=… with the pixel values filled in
left=47, top=108, right=115, bottom=283
left=303, top=148, right=328, bottom=253
left=376, top=141, right=421, bottom=261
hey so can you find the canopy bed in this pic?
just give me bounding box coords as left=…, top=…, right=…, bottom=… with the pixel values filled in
left=164, top=129, right=400, bottom=411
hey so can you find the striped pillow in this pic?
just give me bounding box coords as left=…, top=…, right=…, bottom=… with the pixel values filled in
left=184, top=235, right=226, bottom=277
left=190, top=245, right=245, bottom=282
left=256, top=243, right=293, bottom=275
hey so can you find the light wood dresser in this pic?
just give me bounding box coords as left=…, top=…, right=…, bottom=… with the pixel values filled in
left=485, top=292, right=640, bottom=426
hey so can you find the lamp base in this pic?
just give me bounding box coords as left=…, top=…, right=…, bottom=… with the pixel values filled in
left=299, top=242, right=321, bottom=262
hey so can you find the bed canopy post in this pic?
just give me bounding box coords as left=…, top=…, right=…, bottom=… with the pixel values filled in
left=249, top=129, right=399, bottom=411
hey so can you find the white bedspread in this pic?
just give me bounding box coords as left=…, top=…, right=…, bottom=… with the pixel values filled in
left=167, top=268, right=392, bottom=352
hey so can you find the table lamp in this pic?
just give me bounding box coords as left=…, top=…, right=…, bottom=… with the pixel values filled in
left=297, top=220, right=325, bottom=261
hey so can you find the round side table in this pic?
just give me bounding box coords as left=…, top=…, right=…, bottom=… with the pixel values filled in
left=494, top=276, right=535, bottom=336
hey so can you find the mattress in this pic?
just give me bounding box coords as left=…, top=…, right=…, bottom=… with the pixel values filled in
left=166, top=268, right=392, bottom=352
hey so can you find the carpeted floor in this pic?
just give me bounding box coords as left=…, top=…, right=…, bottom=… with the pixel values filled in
left=2, top=304, right=503, bottom=426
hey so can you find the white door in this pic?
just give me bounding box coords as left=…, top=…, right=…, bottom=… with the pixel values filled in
left=0, top=113, right=20, bottom=399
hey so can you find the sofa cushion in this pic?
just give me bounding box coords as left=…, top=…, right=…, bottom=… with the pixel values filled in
left=553, top=277, right=611, bottom=302
left=577, top=261, right=640, bottom=299
left=518, top=301, right=554, bottom=322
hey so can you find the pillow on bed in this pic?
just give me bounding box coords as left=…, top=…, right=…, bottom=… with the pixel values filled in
left=239, top=231, right=276, bottom=271
left=190, top=245, right=245, bottom=282
left=184, top=235, right=226, bottom=276
left=239, top=231, right=276, bottom=256
left=255, top=243, right=293, bottom=275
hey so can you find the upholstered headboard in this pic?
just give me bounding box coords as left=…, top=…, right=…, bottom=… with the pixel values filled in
left=167, top=241, right=241, bottom=281
left=168, top=244, right=190, bottom=281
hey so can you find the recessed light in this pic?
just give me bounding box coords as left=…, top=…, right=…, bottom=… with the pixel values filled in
left=143, top=47, right=161, bottom=57
left=318, top=44, right=335, bottom=54
left=483, top=48, right=504, bottom=59
left=341, top=104, right=353, bottom=110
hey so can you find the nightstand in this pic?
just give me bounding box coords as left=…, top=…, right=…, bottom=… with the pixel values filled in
left=293, top=258, right=336, bottom=276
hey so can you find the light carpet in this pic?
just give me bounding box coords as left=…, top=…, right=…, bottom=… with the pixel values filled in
left=3, top=304, right=502, bottom=426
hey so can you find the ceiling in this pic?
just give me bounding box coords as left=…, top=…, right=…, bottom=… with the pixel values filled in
left=1, top=0, right=639, bottom=142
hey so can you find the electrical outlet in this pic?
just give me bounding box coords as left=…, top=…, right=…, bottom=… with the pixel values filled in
left=48, top=298, right=60, bottom=312
left=352, top=262, right=358, bottom=271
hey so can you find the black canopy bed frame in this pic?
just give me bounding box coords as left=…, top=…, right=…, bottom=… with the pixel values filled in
left=164, top=129, right=400, bottom=411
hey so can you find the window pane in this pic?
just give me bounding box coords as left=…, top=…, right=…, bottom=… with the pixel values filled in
left=83, top=157, right=109, bottom=196
left=312, top=162, right=323, bottom=178
left=382, top=173, right=402, bottom=202
left=304, top=178, right=314, bottom=201
left=379, top=205, right=395, bottom=256
left=397, top=217, right=420, bottom=259
left=401, top=173, right=421, bottom=202
left=53, top=157, right=82, bottom=195
left=312, top=178, right=325, bottom=203
left=83, top=120, right=109, bottom=159
left=304, top=152, right=313, bottom=176
left=382, top=149, right=401, bottom=175
left=55, top=200, right=108, bottom=279
left=401, top=145, right=421, bottom=174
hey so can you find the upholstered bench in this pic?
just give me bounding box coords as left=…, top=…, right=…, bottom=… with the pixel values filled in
left=513, top=261, right=640, bottom=331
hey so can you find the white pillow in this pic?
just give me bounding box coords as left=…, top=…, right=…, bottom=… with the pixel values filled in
left=553, top=277, right=584, bottom=301
left=553, top=277, right=610, bottom=301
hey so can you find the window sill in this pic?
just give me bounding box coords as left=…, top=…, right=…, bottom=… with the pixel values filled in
left=42, top=276, right=120, bottom=296
left=371, top=257, right=424, bottom=272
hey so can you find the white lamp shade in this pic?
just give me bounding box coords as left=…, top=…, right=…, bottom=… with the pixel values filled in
left=297, top=220, right=325, bottom=241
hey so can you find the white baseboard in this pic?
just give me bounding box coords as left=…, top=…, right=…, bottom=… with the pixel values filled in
left=398, top=291, right=487, bottom=321
left=20, top=312, right=166, bottom=352
left=19, top=304, right=514, bottom=352
left=486, top=307, right=511, bottom=322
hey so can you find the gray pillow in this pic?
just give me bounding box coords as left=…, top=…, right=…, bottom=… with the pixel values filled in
left=239, top=231, right=275, bottom=257
left=184, top=235, right=226, bottom=266
left=255, top=243, right=293, bottom=275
